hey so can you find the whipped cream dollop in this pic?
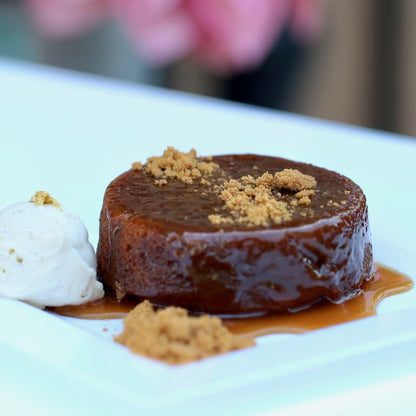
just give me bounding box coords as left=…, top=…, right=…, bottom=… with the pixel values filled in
left=0, top=193, right=104, bottom=308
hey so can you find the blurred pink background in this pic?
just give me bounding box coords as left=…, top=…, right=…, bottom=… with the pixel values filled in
left=1, top=0, right=415, bottom=137
left=24, top=0, right=324, bottom=73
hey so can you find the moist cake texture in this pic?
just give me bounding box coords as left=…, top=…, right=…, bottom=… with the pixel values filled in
left=97, top=151, right=373, bottom=316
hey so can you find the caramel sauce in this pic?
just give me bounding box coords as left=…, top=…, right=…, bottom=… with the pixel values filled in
left=51, top=264, right=412, bottom=337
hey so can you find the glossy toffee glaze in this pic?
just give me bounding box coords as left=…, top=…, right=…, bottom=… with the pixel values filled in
left=51, top=265, right=413, bottom=337
left=96, top=154, right=373, bottom=315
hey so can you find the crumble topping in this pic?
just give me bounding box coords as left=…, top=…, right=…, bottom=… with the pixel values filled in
left=292, top=189, right=316, bottom=206
left=115, top=300, right=255, bottom=365
left=131, top=161, right=143, bottom=170
left=295, top=189, right=315, bottom=199
left=274, top=169, right=317, bottom=191
left=131, top=148, right=332, bottom=227
left=209, top=170, right=316, bottom=227
left=29, top=191, right=61, bottom=209
left=134, top=147, right=219, bottom=185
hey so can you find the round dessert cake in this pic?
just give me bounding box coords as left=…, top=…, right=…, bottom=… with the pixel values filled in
left=96, top=149, right=373, bottom=316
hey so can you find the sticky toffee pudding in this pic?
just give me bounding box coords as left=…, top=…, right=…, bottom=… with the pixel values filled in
left=96, top=149, right=373, bottom=316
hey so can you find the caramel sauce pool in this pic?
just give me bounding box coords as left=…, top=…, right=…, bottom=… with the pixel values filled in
left=51, top=265, right=413, bottom=337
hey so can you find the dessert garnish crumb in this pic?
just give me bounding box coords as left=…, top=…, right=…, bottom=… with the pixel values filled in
left=131, top=148, right=325, bottom=227
left=131, top=161, right=143, bottom=170
left=115, top=300, right=255, bottom=365
left=274, top=169, right=317, bottom=191
left=209, top=169, right=317, bottom=227
left=134, top=147, right=219, bottom=185
left=29, top=191, right=61, bottom=209
left=294, top=189, right=315, bottom=206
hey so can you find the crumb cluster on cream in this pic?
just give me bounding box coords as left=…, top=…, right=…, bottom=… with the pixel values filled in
left=0, top=197, right=104, bottom=308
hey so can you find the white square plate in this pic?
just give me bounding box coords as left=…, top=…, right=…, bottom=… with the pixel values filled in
left=0, top=59, right=415, bottom=416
